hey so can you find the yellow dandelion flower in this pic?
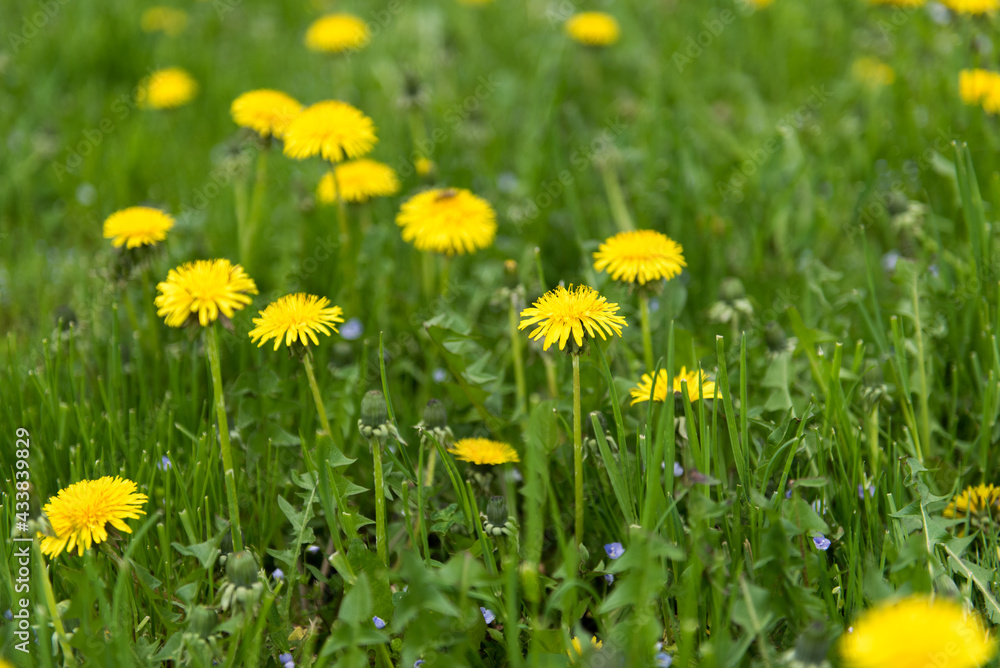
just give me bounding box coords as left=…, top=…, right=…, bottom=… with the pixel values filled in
left=415, top=157, right=435, bottom=177
left=38, top=477, right=148, bottom=558
left=248, top=293, right=344, bottom=351
left=569, top=636, right=604, bottom=657
left=102, top=206, right=174, bottom=249
left=448, top=438, right=520, bottom=465
left=137, top=67, right=197, bottom=110
left=852, top=57, right=896, bottom=88
left=140, top=6, right=188, bottom=36
left=396, top=188, right=497, bottom=255
left=565, top=12, right=620, bottom=47
left=231, top=89, right=303, bottom=140
left=283, top=101, right=377, bottom=163
left=942, top=0, right=999, bottom=12
left=629, top=367, right=717, bottom=406
left=840, top=596, right=996, bottom=668
left=317, top=159, right=400, bottom=204
left=304, top=14, right=370, bottom=54
left=155, top=259, right=258, bottom=328
left=944, top=483, right=1000, bottom=524
left=519, top=284, right=627, bottom=352
left=593, top=229, right=686, bottom=286
left=748, top=0, right=774, bottom=7
left=960, top=69, right=1000, bottom=107
left=868, top=0, right=924, bottom=6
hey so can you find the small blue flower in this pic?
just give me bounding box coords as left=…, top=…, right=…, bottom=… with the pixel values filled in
left=785, top=489, right=792, bottom=499
left=813, top=535, right=831, bottom=551
left=3, top=609, right=12, bottom=621
left=278, top=653, right=294, bottom=667
left=655, top=651, right=673, bottom=667
left=373, top=616, right=386, bottom=629
left=433, top=368, right=447, bottom=383
left=157, top=455, right=171, bottom=471
left=272, top=568, right=284, bottom=580
left=858, top=484, right=875, bottom=499
left=340, top=317, right=364, bottom=341
left=649, top=298, right=660, bottom=312
left=605, top=573, right=614, bottom=584
left=673, top=462, right=684, bottom=477
left=604, top=542, right=625, bottom=560
left=481, top=607, right=496, bottom=624
left=306, top=545, right=320, bottom=553
left=414, top=661, right=425, bottom=667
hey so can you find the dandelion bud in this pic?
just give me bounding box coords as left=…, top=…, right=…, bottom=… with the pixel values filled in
left=226, top=550, right=260, bottom=589
left=764, top=322, right=787, bottom=352
left=186, top=606, right=217, bottom=638
left=423, top=399, right=447, bottom=430
left=487, top=496, right=508, bottom=528
left=361, top=390, right=388, bottom=429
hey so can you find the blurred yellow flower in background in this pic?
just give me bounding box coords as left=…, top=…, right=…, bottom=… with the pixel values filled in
left=305, top=14, right=370, bottom=53
left=317, top=159, right=400, bottom=204
left=942, top=0, right=999, bottom=12
left=137, top=67, right=197, bottom=110
left=103, top=206, right=174, bottom=248
left=231, top=89, right=303, bottom=139
left=141, top=6, right=188, bottom=36
left=565, top=12, right=620, bottom=47
left=283, top=101, right=377, bottom=162
left=448, top=438, right=520, bottom=465
left=852, top=57, right=896, bottom=88
left=396, top=188, right=497, bottom=255
left=593, top=229, right=686, bottom=286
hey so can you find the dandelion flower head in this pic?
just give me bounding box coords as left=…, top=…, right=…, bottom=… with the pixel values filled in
left=103, top=206, right=174, bottom=248
left=155, top=259, right=258, bottom=328
left=248, top=293, right=345, bottom=351
left=38, top=477, right=148, bottom=558
left=396, top=188, right=497, bottom=255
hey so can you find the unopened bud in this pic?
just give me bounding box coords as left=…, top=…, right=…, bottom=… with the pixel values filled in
left=361, top=390, right=388, bottom=429
left=423, top=399, right=447, bottom=430
left=226, top=550, right=259, bottom=589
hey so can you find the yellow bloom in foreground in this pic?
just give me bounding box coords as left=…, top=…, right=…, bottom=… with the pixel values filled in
left=396, top=188, right=497, bottom=255
left=283, top=101, right=377, bottom=162
left=318, top=159, right=400, bottom=204
left=248, top=293, right=344, bottom=351
left=944, top=484, right=1000, bottom=520
left=852, top=57, right=896, bottom=89
left=519, top=284, right=627, bottom=352
left=137, top=67, right=197, bottom=110
left=155, top=259, right=258, bottom=328
left=569, top=635, right=604, bottom=657
left=305, top=14, right=370, bottom=53
left=565, top=12, right=620, bottom=46
left=448, top=438, right=520, bottom=465
left=140, top=6, right=188, bottom=36
left=38, top=477, right=147, bottom=558
left=942, top=0, right=999, bottom=12
left=630, top=367, right=717, bottom=405
left=103, top=206, right=174, bottom=249
left=840, top=596, right=996, bottom=668
left=593, top=229, right=686, bottom=286
left=231, top=89, right=303, bottom=140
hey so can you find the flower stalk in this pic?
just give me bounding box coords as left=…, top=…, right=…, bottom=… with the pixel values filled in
left=207, top=324, right=244, bottom=552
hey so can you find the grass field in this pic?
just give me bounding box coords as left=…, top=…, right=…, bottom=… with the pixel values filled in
left=4, top=0, right=1000, bottom=665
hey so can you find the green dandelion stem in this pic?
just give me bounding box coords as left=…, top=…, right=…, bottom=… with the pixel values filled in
left=600, top=162, right=635, bottom=232
left=242, top=146, right=270, bottom=270
left=509, top=293, right=527, bottom=415
left=639, top=293, right=654, bottom=372
left=910, top=273, right=931, bottom=460
left=207, top=323, right=243, bottom=552
left=572, top=353, right=584, bottom=546
left=372, top=435, right=388, bottom=565
left=302, top=353, right=353, bottom=549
